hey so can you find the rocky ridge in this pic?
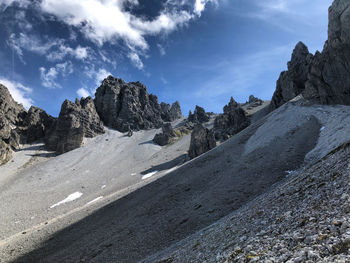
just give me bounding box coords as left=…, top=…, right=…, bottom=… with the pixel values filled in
left=270, top=0, right=350, bottom=109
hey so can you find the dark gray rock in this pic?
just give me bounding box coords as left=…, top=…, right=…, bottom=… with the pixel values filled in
left=0, top=84, right=27, bottom=165
left=248, top=95, right=263, bottom=106
left=270, top=42, right=313, bottom=110
left=303, top=0, right=350, bottom=105
left=94, top=76, right=164, bottom=132
left=169, top=101, right=182, bottom=120
left=153, top=123, right=176, bottom=146
left=24, top=106, right=55, bottom=143
left=188, top=105, right=209, bottom=124
left=46, top=97, right=104, bottom=154
left=270, top=0, right=350, bottom=108
left=214, top=97, right=250, bottom=141
left=0, top=84, right=27, bottom=126
left=188, top=124, right=216, bottom=159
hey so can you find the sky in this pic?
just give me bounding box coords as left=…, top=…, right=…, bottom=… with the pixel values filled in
left=0, top=0, right=333, bottom=116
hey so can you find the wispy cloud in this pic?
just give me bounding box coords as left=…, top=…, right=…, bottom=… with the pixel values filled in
left=8, top=33, right=90, bottom=63
left=39, top=61, right=74, bottom=89
left=0, top=77, right=33, bottom=109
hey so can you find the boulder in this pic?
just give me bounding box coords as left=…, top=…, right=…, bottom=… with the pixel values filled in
left=188, top=105, right=210, bottom=124
left=46, top=97, right=104, bottom=154
left=214, top=97, right=250, bottom=141
left=188, top=124, right=216, bottom=159
left=94, top=76, right=164, bottom=132
left=153, top=123, right=176, bottom=146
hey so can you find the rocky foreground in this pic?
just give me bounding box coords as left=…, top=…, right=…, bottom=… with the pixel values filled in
left=144, top=139, right=350, bottom=263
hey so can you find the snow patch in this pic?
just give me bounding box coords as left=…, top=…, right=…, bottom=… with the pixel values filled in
left=131, top=173, right=137, bottom=176
left=320, top=126, right=325, bottom=131
left=50, top=192, right=83, bottom=209
left=86, top=196, right=103, bottom=205
left=101, top=185, right=106, bottom=189
left=141, top=171, right=158, bottom=180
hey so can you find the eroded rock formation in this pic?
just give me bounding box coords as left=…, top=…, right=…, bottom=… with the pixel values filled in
left=160, top=101, right=182, bottom=122
left=188, top=105, right=210, bottom=124
left=270, top=0, right=350, bottom=109
left=214, top=97, right=250, bottom=141
left=95, top=76, right=163, bottom=132
left=46, top=97, right=104, bottom=154
left=153, top=123, right=176, bottom=146
left=270, top=42, right=313, bottom=110
left=0, top=84, right=27, bottom=165
left=188, top=124, right=216, bottom=159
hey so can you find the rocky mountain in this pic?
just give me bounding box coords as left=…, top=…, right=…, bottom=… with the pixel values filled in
left=270, top=0, right=350, bottom=109
left=95, top=76, right=182, bottom=132
left=46, top=97, right=104, bottom=154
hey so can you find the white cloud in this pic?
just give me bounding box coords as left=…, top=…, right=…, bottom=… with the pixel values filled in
left=84, top=67, right=112, bottom=91
left=77, top=87, right=91, bottom=98
left=128, top=52, right=144, bottom=69
left=39, top=61, right=74, bottom=89
left=0, top=77, right=33, bottom=109
left=194, top=0, right=218, bottom=16
left=39, top=0, right=217, bottom=68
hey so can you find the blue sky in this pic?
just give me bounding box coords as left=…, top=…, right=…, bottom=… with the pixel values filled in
left=0, top=0, right=333, bottom=116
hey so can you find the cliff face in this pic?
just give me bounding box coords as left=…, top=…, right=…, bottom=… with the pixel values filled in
left=270, top=0, right=350, bottom=109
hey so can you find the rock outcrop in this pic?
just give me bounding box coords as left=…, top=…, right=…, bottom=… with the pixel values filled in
left=0, top=84, right=27, bottom=165
left=188, top=105, right=210, bottom=124
left=188, top=124, right=216, bottom=159
left=270, top=42, right=313, bottom=110
left=303, top=0, right=350, bottom=104
left=24, top=106, right=55, bottom=144
left=95, top=76, right=165, bottom=132
left=160, top=101, right=182, bottom=122
left=214, top=97, right=250, bottom=141
left=248, top=95, right=263, bottom=106
left=153, top=123, right=176, bottom=146
left=46, top=97, right=104, bottom=154
left=270, top=0, right=350, bottom=109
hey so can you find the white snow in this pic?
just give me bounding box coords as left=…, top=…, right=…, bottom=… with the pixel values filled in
left=320, top=126, right=325, bottom=131
left=141, top=171, right=158, bottom=180
left=131, top=173, right=137, bottom=176
left=50, top=192, right=83, bottom=209
left=101, top=185, right=106, bottom=189
left=86, top=196, right=103, bottom=205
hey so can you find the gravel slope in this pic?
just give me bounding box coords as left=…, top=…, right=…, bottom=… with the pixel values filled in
left=143, top=141, right=350, bottom=263
left=2, top=100, right=350, bottom=262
